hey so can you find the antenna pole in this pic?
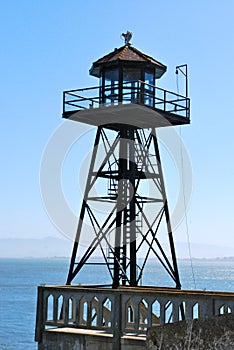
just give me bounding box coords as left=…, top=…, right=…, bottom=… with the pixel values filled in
left=176, top=64, right=188, bottom=98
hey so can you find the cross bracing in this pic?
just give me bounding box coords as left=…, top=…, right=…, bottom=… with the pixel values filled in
left=66, top=126, right=181, bottom=289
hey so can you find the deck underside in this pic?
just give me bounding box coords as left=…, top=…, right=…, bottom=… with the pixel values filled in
left=63, top=103, right=190, bottom=130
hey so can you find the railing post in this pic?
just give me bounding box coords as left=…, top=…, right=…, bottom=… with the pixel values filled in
left=134, top=297, right=140, bottom=334
left=160, top=300, right=166, bottom=326
left=87, top=297, right=92, bottom=328
left=136, top=80, right=140, bottom=103
left=98, top=297, right=103, bottom=327
left=185, top=300, right=194, bottom=320
left=140, top=80, right=144, bottom=105
left=64, top=295, right=69, bottom=325
left=35, top=286, right=44, bottom=343
left=147, top=301, right=153, bottom=328
left=201, top=297, right=214, bottom=318
left=187, top=98, right=190, bottom=119
left=53, top=295, right=58, bottom=322
left=113, top=292, right=122, bottom=350
left=164, top=90, right=166, bottom=111
left=172, top=300, right=179, bottom=322
left=63, top=92, right=65, bottom=114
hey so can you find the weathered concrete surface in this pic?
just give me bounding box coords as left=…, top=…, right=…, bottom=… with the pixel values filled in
left=38, top=328, right=146, bottom=350
left=147, top=313, right=234, bottom=350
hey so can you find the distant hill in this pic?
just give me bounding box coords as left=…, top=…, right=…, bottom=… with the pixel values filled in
left=175, top=241, right=234, bottom=260
left=0, top=237, right=73, bottom=258
left=0, top=237, right=233, bottom=259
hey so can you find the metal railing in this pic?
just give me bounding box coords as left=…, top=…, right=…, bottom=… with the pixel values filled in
left=35, top=285, right=234, bottom=345
left=63, top=81, right=190, bottom=120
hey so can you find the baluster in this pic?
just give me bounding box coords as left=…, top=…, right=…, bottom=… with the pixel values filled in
left=53, top=295, right=58, bottom=323
left=185, top=300, right=193, bottom=320
left=147, top=300, right=153, bottom=328
left=172, top=300, right=179, bottom=323
left=134, top=297, right=140, bottom=334
left=63, top=295, right=69, bottom=325
left=160, top=300, right=166, bottom=326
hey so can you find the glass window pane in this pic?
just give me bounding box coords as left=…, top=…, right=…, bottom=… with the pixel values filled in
left=105, top=69, right=119, bottom=84
left=104, top=69, right=119, bottom=105
left=144, top=72, right=154, bottom=87
left=123, top=68, right=141, bottom=104
left=123, top=68, right=141, bottom=83
left=144, top=72, right=155, bottom=107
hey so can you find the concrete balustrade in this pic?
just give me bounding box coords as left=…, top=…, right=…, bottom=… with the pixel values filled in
left=35, top=285, right=234, bottom=348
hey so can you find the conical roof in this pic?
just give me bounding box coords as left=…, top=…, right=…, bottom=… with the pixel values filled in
left=89, top=44, right=167, bottom=79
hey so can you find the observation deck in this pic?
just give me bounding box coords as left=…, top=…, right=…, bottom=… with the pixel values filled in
left=62, top=80, right=190, bottom=129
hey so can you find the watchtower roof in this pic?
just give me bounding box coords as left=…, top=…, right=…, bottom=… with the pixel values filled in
left=89, top=44, right=167, bottom=79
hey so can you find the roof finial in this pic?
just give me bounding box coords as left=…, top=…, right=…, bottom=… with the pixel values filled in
left=121, top=30, right=133, bottom=45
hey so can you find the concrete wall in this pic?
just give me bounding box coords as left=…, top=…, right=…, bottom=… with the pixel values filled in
left=147, top=313, right=234, bottom=350
left=38, top=314, right=234, bottom=349
left=38, top=328, right=146, bottom=350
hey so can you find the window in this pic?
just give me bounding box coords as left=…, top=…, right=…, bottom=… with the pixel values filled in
left=104, top=69, right=119, bottom=105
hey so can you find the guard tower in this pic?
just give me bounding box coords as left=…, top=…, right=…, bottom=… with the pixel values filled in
left=35, top=34, right=234, bottom=350
left=63, top=33, right=190, bottom=289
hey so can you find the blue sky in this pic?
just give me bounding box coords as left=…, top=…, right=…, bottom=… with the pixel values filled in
left=1, top=0, right=234, bottom=256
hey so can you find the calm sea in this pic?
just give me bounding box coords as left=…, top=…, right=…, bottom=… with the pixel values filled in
left=0, top=258, right=233, bottom=349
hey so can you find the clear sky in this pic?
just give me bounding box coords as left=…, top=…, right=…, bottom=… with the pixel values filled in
left=1, top=0, right=234, bottom=256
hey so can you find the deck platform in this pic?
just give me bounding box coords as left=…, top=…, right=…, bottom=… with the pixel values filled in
left=62, top=81, right=190, bottom=129
left=63, top=103, right=190, bottom=129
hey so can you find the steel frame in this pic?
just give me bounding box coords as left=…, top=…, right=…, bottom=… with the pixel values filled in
left=66, top=124, right=181, bottom=289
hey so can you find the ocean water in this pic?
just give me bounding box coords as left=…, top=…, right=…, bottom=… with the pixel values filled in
left=0, top=258, right=233, bottom=349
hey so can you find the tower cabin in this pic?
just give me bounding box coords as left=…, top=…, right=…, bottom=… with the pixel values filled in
left=63, top=43, right=190, bottom=129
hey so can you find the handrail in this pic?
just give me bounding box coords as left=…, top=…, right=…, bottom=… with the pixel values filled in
left=63, top=81, right=190, bottom=121
left=64, top=85, right=101, bottom=94
left=64, top=80, right=189, bottom=101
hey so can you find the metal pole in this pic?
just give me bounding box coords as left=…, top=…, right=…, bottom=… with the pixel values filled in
left=128, top=129, right=137, bottom=286
left=113, top=293, right=122, bottom=350
left=185, top=64, right=188, bottom=98
left=113, top=130, right=128, bottom=287
left=176, top=64, right=188, bottom=98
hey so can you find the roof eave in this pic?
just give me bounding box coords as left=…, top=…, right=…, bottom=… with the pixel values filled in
left=90, top=60, right=167, bottom=79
